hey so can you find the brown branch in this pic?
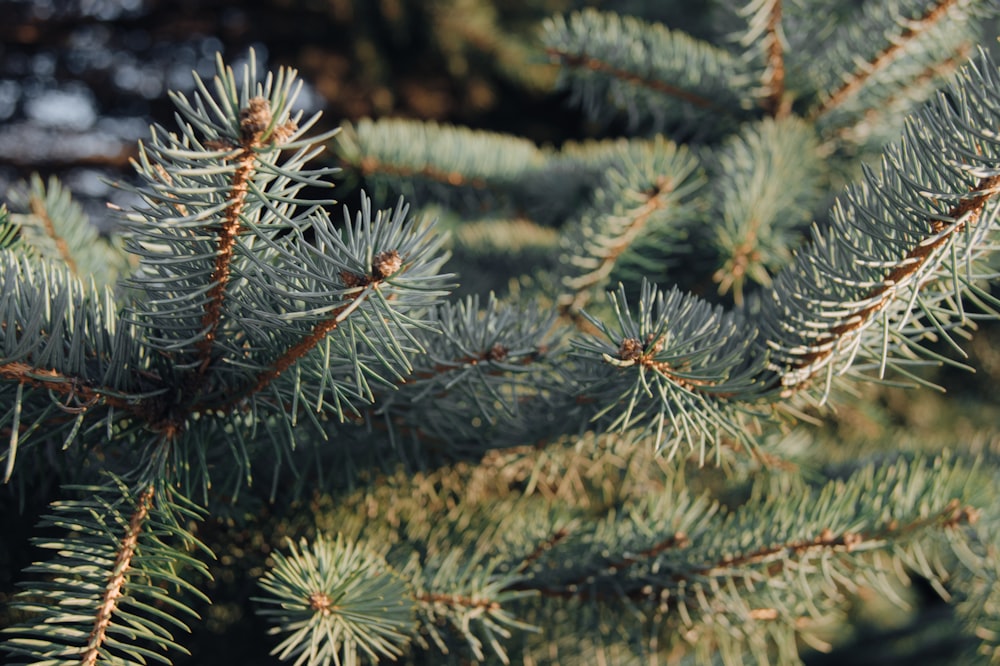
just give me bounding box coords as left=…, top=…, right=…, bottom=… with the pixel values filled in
left=701, top=498, right=977, bottom=576
left=416, top=592, right=501, bottom=612
left=243, top=305, right=354, bottom=400
left=517, top=528, right=571, bottom=574
left=357, top=155, right=491, bottom=191
left=29, top=191, right=78, bottom=276
left=206, top=250, right=402, bottom=413
left=546, top=48, right=725, bottom=113
left=196, top=140, right=257, bottom=371
left=512, top=498, right=977, bottom=603
left=82, top=484, right=155, bottom=666
left=810, top=0, right=962, bottom=121
left=779, top=173, right=1000, bottom=391
left=601, top=531, right=690, bottom=574
left=0, top=361, right=132, bottom=411
left=405, top=342, right=549, bottom=383
left=615, top=335, right=720, bottom=394
left=713, top=235, right=765, bottom=306
left=828, top=42, right=971, bottom=145
left=559, top=176, right=675, bottom=316
left=196, top=97, right=297, bottom=374
left=761, top=0, right=787, bottom=118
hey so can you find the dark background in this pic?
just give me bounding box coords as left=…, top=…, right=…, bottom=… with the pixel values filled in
left=0, top=0, right=616, bottom=227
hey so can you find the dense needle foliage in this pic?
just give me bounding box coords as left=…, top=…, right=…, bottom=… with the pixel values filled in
left=4, top=1, right=1000, bottom=664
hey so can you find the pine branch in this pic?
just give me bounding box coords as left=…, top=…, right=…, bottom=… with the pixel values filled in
left=277, top=432, right=997, bottom=664
left=6, top=174, right=126, bottom=287
left=335, top=118, right=545, bottom=215
left=0, top=252, right=138, bottom=481
left=2, top=480, right=210, bottom=666
left=255, top=534, right=415, bottom=666
left=224, top=248, right=403, bottom=408
left=572, top=281, right=769, bottom=458
left=741, top=0, right=788, bottom=117
left=28, top=181, right=77, bottom=274
left=828, top=41, right=972, bottom=149
left=505, top=450, right=991, bottom=662
left=556, top=136, right=702, bottom=317
left=196, top=96, right=300, bottom=373
left=565, top=51, right=1000, bottom=457
left=809, top=0, right=966, bottom=121
left=757, top=52, right=1000, bottom=395
left=775, top=173, right=998, bottom=389
left=542, top=9, right=754, bottom=131
left=81, top=485, right=155, bottom=666
left=368, top=293, right=563, bottom=453
left=706, top=116, right=822, bottom=304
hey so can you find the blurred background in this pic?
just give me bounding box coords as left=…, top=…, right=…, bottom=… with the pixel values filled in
left=0, top=0, right=629, bottom=226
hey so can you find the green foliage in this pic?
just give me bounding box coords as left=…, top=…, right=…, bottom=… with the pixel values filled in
left=2, top=479, right=210, bottom=665
left=255, top=534, right=415, bottom=666
left=5, top=174, right=128, bottom=289
left=4, top=1, right=1000, bottom=664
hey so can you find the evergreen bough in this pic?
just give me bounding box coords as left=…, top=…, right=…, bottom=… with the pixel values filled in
left=4, top=1, right=1000, bottom=663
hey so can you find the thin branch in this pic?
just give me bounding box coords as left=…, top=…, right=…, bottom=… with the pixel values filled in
left=776, top=173, right=1000, bottom=392
left=545, top=48, right=728, bottom=114
left=0, top=361, right=132, bottom=411
left=559, top=176, right=676, bottom=316
left=517, top=528, right=571, bottom=574
left=827, top=42, right=971, bottom=145
left=699, top=498, right=977, bottom=575
left=206, top=251, right=402, bottom=413
left=809, top=0, right=962, bottom=121
left=761, top=0, right=787, bottom=118
left=356, top=155, right=491, bottom=191
left=513, top=497, right=977, bottom=602
left=197, top=97, right=298, bottom=374
left=81, top=484, right=155, bottom=666
left=416, top=592, right=502, bottom=612
left=29, top=192, right=78, bottom=275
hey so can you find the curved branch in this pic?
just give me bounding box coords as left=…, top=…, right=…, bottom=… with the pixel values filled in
left=559, top=176, right=676, bottom=314
left=810, top=0, right=963, bottom=121
left=775, top=173, right=1000, bottom=393
left=546, top=48, right=726, bottom=113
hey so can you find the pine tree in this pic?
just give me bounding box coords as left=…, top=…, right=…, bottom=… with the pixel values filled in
left=4, top=1, right=1000, bottom=664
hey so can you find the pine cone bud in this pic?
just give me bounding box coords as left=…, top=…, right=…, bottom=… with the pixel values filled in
left=618, top=337, right=644, bottom=361
left=372, top=250, right=402, bottom=280
left=240, top=97, right=272, bottom=141
left=487, top=343, right=509, bottom=362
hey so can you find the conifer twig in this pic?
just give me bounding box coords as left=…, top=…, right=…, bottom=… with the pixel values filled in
left=81, top=485, right=155, bottom=666
left=545, top=49, right=726, bottom=113
left=210, top=249, right=403, bottom=411
left=197, top=97, right=296, bottom=373
left=559, top=176, right=676, bottom=314
left=357, top=155, right=491, bottom=191
left=29, top=191, right=78, bottom=275
left=0, top=362, right=134, bottom=423
left=774, top=173, right=1000, bottom=393
left=810, top=0, right=963, bottom=120
left=761, top=0, right=787, bottom=118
